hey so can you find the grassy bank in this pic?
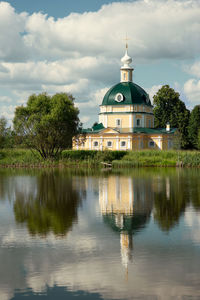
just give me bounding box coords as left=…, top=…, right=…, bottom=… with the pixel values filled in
left=0, top=149, right=199, bottom=168
left=112, top=150, right=200, bottom=167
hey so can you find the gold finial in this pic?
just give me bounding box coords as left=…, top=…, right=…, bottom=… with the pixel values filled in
left=123, top=34, right=130, bottom=50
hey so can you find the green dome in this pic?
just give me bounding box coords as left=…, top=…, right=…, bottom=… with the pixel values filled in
left=102, top=82, right=152, bottom=106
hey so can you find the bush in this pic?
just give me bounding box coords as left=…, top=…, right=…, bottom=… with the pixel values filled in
left=96, top=150, right=127, bottom=162
left=62, top=150, right=98, bottom=160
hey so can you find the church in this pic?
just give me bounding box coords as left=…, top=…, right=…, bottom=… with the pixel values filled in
left=74, top=47, right=176, bottom=151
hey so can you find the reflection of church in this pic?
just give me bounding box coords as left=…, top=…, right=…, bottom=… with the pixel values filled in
left=99, top=176, right=153, bottom=269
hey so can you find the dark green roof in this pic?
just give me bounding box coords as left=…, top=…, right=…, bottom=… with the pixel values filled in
left=83, top=125, right=176, bottom=135
left=82, top=123, right=105, bottom=133
left=101, top=82, right=152, bottom=106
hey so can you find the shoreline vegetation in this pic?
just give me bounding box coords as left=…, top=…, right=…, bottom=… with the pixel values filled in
left=0, top=149, right=200, bottom=168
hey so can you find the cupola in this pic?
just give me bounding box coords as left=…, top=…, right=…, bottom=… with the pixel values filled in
left=120, top=45, right=134, bottom=83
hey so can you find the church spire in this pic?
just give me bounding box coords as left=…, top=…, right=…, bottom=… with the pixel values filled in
left=120, top=41, right=134, bottom=83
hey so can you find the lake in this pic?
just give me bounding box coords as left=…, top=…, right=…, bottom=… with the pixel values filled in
left=0, top=168, right=200, bottom=299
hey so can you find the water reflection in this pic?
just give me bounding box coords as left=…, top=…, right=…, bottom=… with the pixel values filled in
left=0, top=169, right=86, bottom=236
left=0, top=168, right=200, bottom=299
left=99, top=176, right=153, bottom=270
left=152, top=170, right=200, bottom=231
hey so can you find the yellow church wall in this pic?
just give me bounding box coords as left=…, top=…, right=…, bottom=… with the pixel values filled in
left=73, top=132, right=174, bottom=151
left=145, top=115, right=154, bottom=128
left=107, top=114, right=131, bottom=128
left=112, top=106, right=127, bottom=112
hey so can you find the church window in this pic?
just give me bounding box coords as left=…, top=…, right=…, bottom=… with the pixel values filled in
left=107, top=141, right=112, bottom=147
left=121, top=141, right=126, bottom=147
left=149, top=120, right=151, bottom=128
left=116, top=119, right=121, bottom=127
left=124, top=73, right=126, bottom=80
left=93, top=141, right=98, bottom=147
left=136, top=119, right=141, bottom=127
left=149, top=141, right=155, bottom=147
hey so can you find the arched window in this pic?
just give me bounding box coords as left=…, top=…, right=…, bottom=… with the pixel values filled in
left=149, top=141, right=155, bottom=147
left=136, top=119, right=141, bottom=127
left=116, top=119, right=121, bottom=127
left=107, top=141, right=112, bottom=147
left=93, top=141, right=98, bottom=147
left=121, top=141, right=126, bottom=147
left=149, top=120, right=151, bottom=128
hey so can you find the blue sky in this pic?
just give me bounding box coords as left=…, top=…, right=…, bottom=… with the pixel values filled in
left=8, top=0, right=130, bottom=17
left=0, top=0, right=200, bottom=126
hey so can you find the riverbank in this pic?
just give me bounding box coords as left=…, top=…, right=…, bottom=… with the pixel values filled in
left=0, top=149, right=199, bottom=168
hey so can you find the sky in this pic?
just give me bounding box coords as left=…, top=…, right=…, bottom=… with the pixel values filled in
left=0, top=0, right=200, bottom=127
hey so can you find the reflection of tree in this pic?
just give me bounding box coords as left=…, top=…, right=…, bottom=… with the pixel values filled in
left=14, top=171, right=84, bottom=236
left=153, top=177, right=188, bottom=232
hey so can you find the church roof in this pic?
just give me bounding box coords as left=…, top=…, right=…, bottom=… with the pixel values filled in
left=101, top=82, right=152, bottom=106
left=82, top=125, right=176, bottom=134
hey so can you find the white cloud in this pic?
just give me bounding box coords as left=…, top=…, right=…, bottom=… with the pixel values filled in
left=146, top=85, right=162, bottom=103
left=0, top=104, right=16, bottom=121
left=1, top=0, right=200, bottom=124
left=1, top=0, right=200, bottom=63
left=184, top=61, right=200, bottom=78
left=183, top=79, right=200, bottom=106
left=0, top=96, right=12, bottom=103
left=0, top=2, right=27, bottom=62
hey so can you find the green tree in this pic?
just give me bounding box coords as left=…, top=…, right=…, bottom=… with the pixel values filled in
left=0, top=116, right=13, bottom=148
left=153, top=85, right=190, bottom=148
left=188, top=105, right=200, bottom=149
left=13, top=93, right=81, bottom=159
left=198, top=129, right=200, bottom=150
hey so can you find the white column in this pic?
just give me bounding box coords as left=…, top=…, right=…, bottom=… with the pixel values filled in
left=158, top=136, right=161, bottom=150
left=129, top=114, right=133, bottom=128
left=89, top=136, right=91, bottom=150
left=142, top=114, right=145, bottom=127
left=133, top=115, right=135, bottom=128
left=100, top=136, right=103, bottom=151
left=105, top=115, right=108, bottom=128
left=116, top=136, right=119, bottom=150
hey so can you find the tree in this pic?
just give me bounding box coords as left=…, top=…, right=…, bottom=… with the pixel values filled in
left=153, top=85, right=190, bottom=148
left=0, top=117, right=13, bottom=148
left=188, top=105, right=200, bottom=149
left=198, top=129, right=200, bottom=150
left=13, top=93, right=81, bottom=159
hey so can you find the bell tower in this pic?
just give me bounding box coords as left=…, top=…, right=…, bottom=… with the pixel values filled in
left=120, top=43, right=134, bottom=83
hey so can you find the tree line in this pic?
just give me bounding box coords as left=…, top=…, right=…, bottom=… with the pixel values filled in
left=153, top=85, right=200, bottom=149
left=0, top=86, right=200, bottom=159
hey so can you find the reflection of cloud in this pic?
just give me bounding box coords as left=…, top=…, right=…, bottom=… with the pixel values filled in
left=0, top=289, right=13, bottom=300
left=184, top=207, right=200, bottom=243
left=1, top=173, right=200, bottom=299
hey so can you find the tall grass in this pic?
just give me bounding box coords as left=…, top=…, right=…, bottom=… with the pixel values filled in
left=112, top=150, right=200, bottom=168
left=0, top=149, right=199, bottom=168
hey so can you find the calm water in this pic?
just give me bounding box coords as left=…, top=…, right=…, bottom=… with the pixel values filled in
left=0, top=168, right=200, bottom=299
